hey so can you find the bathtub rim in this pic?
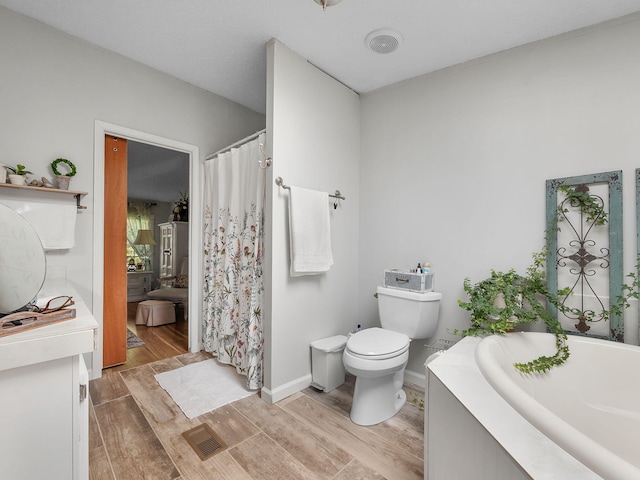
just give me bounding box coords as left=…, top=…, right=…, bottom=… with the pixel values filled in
left=475, top=332, right=638, bottom=480
left=426, top=335, right=601, bottom=479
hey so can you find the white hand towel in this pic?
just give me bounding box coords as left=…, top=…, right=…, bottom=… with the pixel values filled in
left=2, top=199, right=77, bottom=250
left=289, top=186, right=333, bottom=276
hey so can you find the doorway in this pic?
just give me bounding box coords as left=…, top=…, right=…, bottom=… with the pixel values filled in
left=93, top=121, right=200, bottom=377
left=103, top=137, right=190, bottom=368
left=126, top=140, right=190, bottom=365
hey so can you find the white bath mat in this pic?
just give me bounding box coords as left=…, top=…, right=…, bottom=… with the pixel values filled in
left=155, top=359, right=255, bottom=419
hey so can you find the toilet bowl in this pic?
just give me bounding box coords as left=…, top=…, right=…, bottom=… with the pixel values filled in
left=343, top=285, right=442, bottom=426
left=343, top=327, right=410, bottom=425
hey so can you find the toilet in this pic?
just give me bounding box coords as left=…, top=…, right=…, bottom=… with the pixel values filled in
left=343, top=285, right=442, bottom=426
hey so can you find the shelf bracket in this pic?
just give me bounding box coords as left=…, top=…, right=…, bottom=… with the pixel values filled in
left=75, top=194, right=87, bottom=210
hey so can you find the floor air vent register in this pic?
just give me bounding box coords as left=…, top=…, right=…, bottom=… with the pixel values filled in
left=182, top=423, right=227, bottom=460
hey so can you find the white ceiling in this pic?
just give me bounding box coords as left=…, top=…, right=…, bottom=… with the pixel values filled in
left=2, top=0, right=640, bottom=115
left=4, top=1, right=640, bottom=203
left=127, top=140, right=189, bottom=204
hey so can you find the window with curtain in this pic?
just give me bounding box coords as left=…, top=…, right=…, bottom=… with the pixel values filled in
left=126, top=202, right=154, bottom=269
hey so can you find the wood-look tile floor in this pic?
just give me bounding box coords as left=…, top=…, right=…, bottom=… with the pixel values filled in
left=90, top=305, right=425, bottom=480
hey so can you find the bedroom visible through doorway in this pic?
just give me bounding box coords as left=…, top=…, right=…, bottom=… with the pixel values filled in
left=103, top=135, right=190, bottom=369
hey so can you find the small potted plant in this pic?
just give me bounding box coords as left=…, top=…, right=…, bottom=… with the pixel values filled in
left=459, top=184, right=640, bottom=374
left=6, top=164, right=32, bottom=186
left=458, top=252, right=570, bottom=373
left=50, top=158, right=76, bottom=190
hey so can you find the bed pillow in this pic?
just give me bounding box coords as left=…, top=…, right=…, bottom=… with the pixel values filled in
left=175, top=274, right=189, bottom=288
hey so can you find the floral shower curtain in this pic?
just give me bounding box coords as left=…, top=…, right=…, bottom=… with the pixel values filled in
left=202, top=133, right=266, bottom=390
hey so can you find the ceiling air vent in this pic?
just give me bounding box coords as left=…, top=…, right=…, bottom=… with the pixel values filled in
left=366, top=29, right=403, bottom=54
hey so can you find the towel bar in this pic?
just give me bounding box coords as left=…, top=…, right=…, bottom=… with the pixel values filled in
left=275, top=176, right=345, bottom=201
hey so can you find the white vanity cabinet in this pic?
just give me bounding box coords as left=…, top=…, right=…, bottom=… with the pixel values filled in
left=158, top=221, right=188, bottom=279
left=127, top=271, right=154, bottom=302
left=0, top=290, right=97, bottom=480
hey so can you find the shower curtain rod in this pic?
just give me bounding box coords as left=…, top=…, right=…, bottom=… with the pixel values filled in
left=206, top=128, right=267, bottom=160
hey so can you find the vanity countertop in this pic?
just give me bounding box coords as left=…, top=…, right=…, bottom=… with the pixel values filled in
left=0, top=286, right=98, bottom=372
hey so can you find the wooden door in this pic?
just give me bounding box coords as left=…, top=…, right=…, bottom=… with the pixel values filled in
left=103, top=135, right=128, bottom=368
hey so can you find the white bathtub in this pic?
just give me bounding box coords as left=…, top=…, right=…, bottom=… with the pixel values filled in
left=475, top=332, right=640, bottom=480
left=425, top=333, right=640, bottom=479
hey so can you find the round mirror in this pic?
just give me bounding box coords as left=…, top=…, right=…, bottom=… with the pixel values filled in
left=0, top=202, right=46, bottom=313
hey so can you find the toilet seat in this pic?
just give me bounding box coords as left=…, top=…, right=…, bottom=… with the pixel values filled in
left=346, top=327, right=410, bottom=360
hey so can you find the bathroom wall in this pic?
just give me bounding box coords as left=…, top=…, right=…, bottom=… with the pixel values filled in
left=0, top=7, right=265, bottom=375
left=360, top=12, right=640, bottom=380
left=4, top=4, right=640, bottom=393
left=263, top=40, right=360, bottom=402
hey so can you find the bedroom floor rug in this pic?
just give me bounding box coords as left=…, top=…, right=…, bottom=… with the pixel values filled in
left=154, top=359, right=255, bottom=419
left=126, top=329, right=145, bottom=349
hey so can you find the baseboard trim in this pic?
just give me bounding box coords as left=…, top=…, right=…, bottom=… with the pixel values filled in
left=404, top=369, right=426, bottom=390
left=261, top=370, right=424, bottom=404
left=261, top=374, right=312, bottom=404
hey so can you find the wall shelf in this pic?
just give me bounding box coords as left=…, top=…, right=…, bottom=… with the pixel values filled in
left=0, top=182, right=88, bottom=209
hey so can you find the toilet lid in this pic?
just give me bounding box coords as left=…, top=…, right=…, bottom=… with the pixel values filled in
left=346, top=327, right=410, bottom=358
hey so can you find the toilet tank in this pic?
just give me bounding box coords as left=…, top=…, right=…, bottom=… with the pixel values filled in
left=377, top=286, right=442, bottom=339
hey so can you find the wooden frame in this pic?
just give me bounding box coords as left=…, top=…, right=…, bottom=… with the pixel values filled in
left=545, top=171, right=623, bottom=341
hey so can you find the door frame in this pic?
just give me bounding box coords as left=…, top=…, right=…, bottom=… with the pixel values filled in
left=92, top=120, right=201, bottom=376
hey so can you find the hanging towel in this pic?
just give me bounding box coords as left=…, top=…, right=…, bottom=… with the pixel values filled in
left=1, top=198, right=77, bottom=250
left=289, top=186, right=333, bottom=276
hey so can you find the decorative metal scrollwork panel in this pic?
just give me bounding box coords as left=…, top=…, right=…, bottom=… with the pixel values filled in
left=546, top=171, right=623, bottom=341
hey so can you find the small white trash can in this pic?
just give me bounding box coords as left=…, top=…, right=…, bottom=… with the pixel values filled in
left=310, top=335, right=347, bottom=392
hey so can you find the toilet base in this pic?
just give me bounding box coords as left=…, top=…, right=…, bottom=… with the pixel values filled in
left=349, top=370, right=406, bottom=426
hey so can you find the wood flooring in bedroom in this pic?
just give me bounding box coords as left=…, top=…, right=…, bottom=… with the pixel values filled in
left=89, top=304, right=425, bottom=480
left=107, top=301, right=189, bottom=373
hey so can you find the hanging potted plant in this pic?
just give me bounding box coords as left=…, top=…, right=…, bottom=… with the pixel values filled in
left=50, top=158, right=76, bottom=190
left=6, top=164, right=32, bottom=186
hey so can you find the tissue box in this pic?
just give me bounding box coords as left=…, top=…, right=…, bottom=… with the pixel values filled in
left=384, top=270, right=434, bottom=293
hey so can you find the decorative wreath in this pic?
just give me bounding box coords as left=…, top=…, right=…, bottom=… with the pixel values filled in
left=51, top=158, right=77, bottom=177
